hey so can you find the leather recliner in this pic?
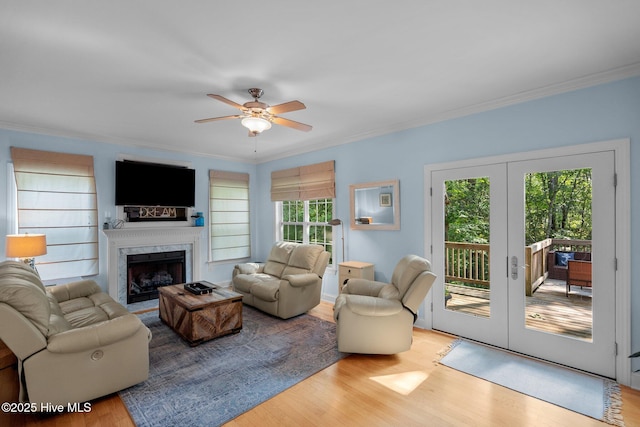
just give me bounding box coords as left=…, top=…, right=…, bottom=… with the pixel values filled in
left=333, top=255, right=436, bottom=354
left=0, top=260, right=151, bottom=407
left=232, top=242, right=330, bottom=319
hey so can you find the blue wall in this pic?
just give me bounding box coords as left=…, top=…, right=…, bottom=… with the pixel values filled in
left=256, top=75, right=640, bottom=367
left=259, top=76, right=639, bottom=281
left=0, top=132, right=257, bottom=286
left=1, top=75, right=639, bottom=368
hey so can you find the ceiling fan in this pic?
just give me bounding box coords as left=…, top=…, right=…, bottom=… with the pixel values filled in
left=195, top=88, right=312, bottom=137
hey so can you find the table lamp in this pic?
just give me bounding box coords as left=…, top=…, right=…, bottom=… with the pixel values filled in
left=5, top=234, right=47, bottom=271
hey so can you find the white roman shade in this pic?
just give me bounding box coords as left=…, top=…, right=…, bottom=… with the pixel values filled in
left=271, top=160, right=335, bottom=201
left=209, top=170, right=250, bottom=261
left=10, top=147, right=98, bottom=279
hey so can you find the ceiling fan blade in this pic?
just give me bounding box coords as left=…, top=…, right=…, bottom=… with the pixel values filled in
left=207, top=94, right=245, bottom=111
left=267, top=100, right=306, bottom=115
left=271, top=116, right=313, bottom=132
left=194, top=115, right=242, bottom=124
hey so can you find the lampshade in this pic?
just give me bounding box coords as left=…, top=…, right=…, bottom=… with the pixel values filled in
left=241, top=116, right=272, bottom=134
left=6, top=234, right=47, bottom=258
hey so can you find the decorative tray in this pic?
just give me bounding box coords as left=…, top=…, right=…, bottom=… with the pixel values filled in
left=184, top=281, right=218, bottom=295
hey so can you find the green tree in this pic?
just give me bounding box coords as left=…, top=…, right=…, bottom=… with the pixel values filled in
left=525, top=169, right=592, bottom=244
left=445, top=178, right=490, bottom=244
left=445, top=168, right=592, bottom=246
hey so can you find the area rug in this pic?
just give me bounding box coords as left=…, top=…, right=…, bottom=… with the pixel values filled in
left=119, top=306, right=347, bottom=426
left=437, top=339, right=624, bottom=426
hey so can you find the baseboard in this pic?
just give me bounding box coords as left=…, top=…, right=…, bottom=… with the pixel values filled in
left=631, top=371, right=640, bottom=390
left=321, top=293, right=337, bottom=304
left=414, top=318, right=429, bottom=329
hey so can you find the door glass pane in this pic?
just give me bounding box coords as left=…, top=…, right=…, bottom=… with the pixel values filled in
left=524, top=169, right=593, bottom=341
left=444, top=177, right=491, bottom=318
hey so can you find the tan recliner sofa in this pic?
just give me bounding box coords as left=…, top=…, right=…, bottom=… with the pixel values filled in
left=0, top=260, right=151, bottom=407
left=232, top=242, right=330, bottom=319
left=333, top=255, right=436, bottom=354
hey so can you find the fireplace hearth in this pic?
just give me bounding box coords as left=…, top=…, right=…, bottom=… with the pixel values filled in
left=127, top=250, right=186, bottom=303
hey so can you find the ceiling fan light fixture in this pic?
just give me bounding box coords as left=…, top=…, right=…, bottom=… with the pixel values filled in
left=241, top=116, right=271, bottom=134
left=196, top=89, right=311, bottom=135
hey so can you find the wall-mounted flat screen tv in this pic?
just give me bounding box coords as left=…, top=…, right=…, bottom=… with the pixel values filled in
left=115, top=160, right=196, bottom=207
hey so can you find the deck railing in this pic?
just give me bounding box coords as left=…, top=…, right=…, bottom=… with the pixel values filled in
left=445, top=238, right=591, bottom=296
left=548, top=238, right=592, bottom=253
left=445, top=242, right=490, bottom=288
left=525, top=239, right=552, bottom=296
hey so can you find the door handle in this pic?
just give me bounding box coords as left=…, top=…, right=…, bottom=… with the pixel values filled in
left=511, top=256, right=519, bottom=279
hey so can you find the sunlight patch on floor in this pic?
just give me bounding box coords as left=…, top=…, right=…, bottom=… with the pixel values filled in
left=369, top=371, right=428, bottom=395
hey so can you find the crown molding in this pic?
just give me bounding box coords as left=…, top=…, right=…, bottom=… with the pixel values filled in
left=258, top=63, right=640, bottom=163
left=2, top=63, right=639, bottom=165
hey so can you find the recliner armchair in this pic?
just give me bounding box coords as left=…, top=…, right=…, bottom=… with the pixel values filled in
left=333, top=255, right=436, bottom=354
left=0, top=260, right=151, bottom=406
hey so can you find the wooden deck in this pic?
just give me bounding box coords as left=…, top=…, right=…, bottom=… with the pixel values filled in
left=446, top=279, right=593, bottom=340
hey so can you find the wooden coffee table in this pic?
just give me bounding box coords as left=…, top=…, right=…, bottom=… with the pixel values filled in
left=158, top=282, right=243, bottom=346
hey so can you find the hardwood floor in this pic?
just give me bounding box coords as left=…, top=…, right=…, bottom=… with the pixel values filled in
left=2, top=301, right=639, bottom=426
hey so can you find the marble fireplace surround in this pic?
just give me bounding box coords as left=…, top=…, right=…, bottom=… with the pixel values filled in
left=103, top=226, right=203, bottom=305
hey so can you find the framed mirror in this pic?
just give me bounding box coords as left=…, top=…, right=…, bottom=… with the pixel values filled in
left=349, top=179, right=400, bottom=230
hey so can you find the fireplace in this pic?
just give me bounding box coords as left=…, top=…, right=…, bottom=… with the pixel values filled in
left=127, top=250, right=186, bottom=303
left=103, top=226, right=203, bottom=306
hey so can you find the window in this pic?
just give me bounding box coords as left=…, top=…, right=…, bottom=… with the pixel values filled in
left=271, top=160, right=337, bottom=265
left=10, top=147, right=98, bottom=279
left=209, top=170, right=250, bottom=261
left=271, top=160, right=336, bottom=264
left=278, top=198, right=335, bottom=264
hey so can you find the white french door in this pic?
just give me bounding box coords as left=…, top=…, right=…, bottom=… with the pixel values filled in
left=431, top=164, right=509, bottom=348
left=430, top=148, right=617, bottom=378
left=507, top=151, right=616, bottom=377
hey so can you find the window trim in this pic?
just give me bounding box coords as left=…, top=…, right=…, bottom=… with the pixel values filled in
left=275, top=198, right=336, bottom=266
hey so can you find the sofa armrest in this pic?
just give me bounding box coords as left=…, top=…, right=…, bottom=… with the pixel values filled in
left=340, top=294, right=404, bottom=317
left=234, top=263, right=264, bottom=276
left=282, top=273, right=320, bottom=288
left=47, top=314, right=148, bottom=353
left=343, top=279, right=400, bottom=300
left=47, top=280, right=102, bottom=303
left=342, top=278, right=386, bottom=295
left=0, top=303, right=47, bottom=359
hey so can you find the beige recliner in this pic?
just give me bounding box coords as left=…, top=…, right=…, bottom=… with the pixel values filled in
left=0, top=260, right=151, bottom=407
left=232, top=242, right=330, bottom=319
left=333, top=255, right=436, bottom=354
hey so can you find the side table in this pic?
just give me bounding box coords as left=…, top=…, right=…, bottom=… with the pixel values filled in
left=338, top=261, right=375, bottom=293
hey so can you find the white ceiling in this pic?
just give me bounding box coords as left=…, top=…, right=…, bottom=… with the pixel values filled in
left=2, top=1, right=640, bottom=163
